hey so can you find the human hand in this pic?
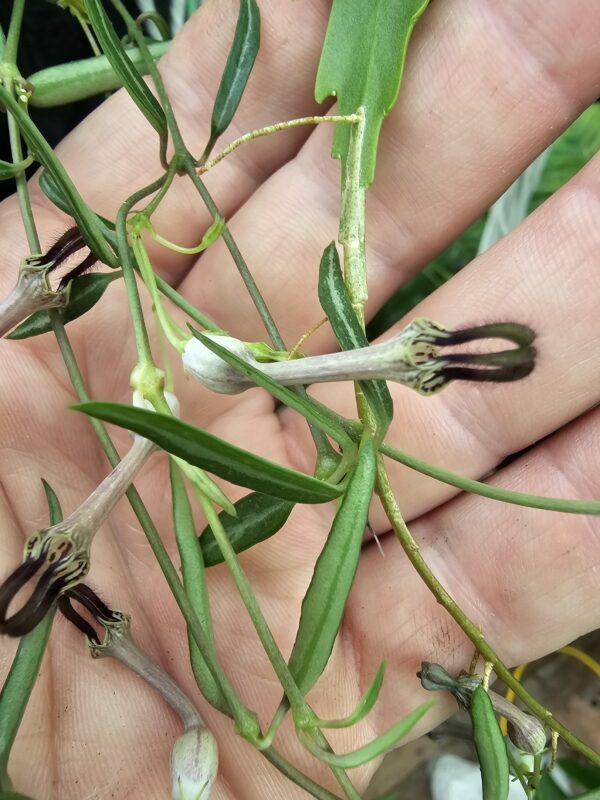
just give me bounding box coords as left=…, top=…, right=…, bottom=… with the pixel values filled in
left=1, top=1, right=600, bottom=797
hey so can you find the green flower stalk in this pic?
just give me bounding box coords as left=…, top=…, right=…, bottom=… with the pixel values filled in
left=0, top=392, right=179, bottom=636
left=60, top=585, right=218, bottom=800
left=0, top=227, right=97, bottom=338
left=182, top=319, right=535, bottom=397
left=418, top=662, right=547, bottom=755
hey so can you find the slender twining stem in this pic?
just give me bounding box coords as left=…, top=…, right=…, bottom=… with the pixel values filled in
left=3, top=0, right=25, bottom=65
left=376, top=460, right=600, bottom=766
left=115, top=175, right=169, bottom=370
left=380, top=442, right=600, bottom=515
left=197, top=114, right=360, bottom=173
left=339, top=108, right=367, bottom=325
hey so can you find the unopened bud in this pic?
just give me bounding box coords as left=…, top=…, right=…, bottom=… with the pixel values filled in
left=171, top=727, right=218, bottom=800
left=418, top=661, right=546, bottom=755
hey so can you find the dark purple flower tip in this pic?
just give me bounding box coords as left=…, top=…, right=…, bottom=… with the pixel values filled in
left=59, top=583, right=122, bottom=644
left=33, top=225, right=99, bottom=290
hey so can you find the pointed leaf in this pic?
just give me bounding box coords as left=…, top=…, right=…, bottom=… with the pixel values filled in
left=307, top=661, right=386, bottom=729
left=8, top=272, right=121, bottom=340
left=288, top=441, right=376, bottom=694
left=301, top=699, right=435, bottom=768
left=74, top=402, right=341, bottom=504
left=41, top=479, right=63, bottom=525
left=190, top=329, right=353, bottom=449
left=470, top=685, right=510, bottom=800
left=199, top=492, right=294, bottom=567
left=318, top=242, right=393, bottom=430
left=86, top=0, right=168, bottom=151
left=170, top=462, right=227, bottom=711
left=206, top=0, right=260, bottom=151
left=315, top=0, right=430, bottom=186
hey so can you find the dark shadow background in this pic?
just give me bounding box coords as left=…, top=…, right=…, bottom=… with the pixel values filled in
left=0, top=0, right=145, bottom=202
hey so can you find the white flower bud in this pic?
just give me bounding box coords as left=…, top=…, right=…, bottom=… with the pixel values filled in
left=171, top=726, right=219, bottom=800
left=182, top=335, right=255, bottom=395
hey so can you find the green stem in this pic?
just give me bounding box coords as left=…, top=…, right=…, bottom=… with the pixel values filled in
left=0, top=613, right=55, bottom=791
left=5, top=84, right=39, bottom=253
left=115, top=175, right=169, bottom=368
left=3, top=0, right=25, bottom=65
left=380, top=442, right=600, bottom=515
left=153, top=274, right=223, bottom=333
left=376, top=460, right=600, bottom=767
left=49, top=315, right=258, bottom=736
left=262, top=748, right=342, bottom=800
left=338, top=107, right=367, bottom=325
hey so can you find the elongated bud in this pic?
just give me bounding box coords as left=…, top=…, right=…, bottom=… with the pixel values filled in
left=171, top=727, right=218, bottom=800
left=183, top=319, right=535, bottom=397
left=418, top=662, right=546, bottom=754
left=0, top=392, right=179, bottom=636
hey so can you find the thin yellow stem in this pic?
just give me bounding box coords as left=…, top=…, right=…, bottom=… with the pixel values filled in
left=197, top=114, right=359, bottom=174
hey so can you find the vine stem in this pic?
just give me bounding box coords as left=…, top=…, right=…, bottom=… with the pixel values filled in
left=376, top=458, right=600, bottom=766
left=197, top=114, right=360, bottom=173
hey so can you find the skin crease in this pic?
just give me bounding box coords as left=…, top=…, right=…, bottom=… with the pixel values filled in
left=0, top=0, right=600, bottom=796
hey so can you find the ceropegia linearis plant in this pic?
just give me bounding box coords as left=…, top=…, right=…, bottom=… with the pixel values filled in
left=0, top=2, right=599, bottom=799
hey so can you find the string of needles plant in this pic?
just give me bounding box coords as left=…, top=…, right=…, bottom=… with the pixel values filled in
left=0, top=2, right=599, bottom=799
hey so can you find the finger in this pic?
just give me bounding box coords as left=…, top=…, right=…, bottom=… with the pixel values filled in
left=280, top=148, right=600, bottom=527
left=181, top=0, right=600, bottom=340
left=339, top=402, right=600, bottom=739
left=17, top=0, right=330, bottom=283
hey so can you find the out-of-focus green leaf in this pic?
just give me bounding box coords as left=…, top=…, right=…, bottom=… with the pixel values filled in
left=318, top=242, right=393, bottom=430
left=8, top=272, right=121, bottom=340
left=199, top=492, right=294, bottom=567
left=86, top=0, right=168, bottom=153
left=559, top=758, right=600, bottom=791
left=74, top=402, right=341, bottom=504
left=315, top=0, right=430, bottom=186
left=203, top=0, right=260, bottom=156
left=536, top=774, right=568, bottom=800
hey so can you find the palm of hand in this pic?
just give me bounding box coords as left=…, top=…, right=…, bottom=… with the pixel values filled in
left=1, top=2, right=600, bottom=798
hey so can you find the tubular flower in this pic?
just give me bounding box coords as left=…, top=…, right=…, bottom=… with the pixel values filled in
left=0, top=227, right=98, bottom=338
left=60, top=585, right=218, bottom=800
left=182, top=319, right=535, bottom=396
left=0, top=392, right=178, bottom=636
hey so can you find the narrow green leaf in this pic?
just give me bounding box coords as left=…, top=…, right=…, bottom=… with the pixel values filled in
left=205, top=0, right=260, bottom=153
left=85, top=0, right=168, bottom=150
left=288, top=441, right=376, bottom=694
left=470, top=685, right=509, bottom=800
left=28, top=42, right=170, bottom=108
left=318, top=242, right=393, bottom=430
left=0, top=157, right=32, bottom=179
left=199, top=492, right=294, bottom=567
left=306, top=661, right=386, bottom=729
left=169, top=462, right=228, bottom=712
left=0, top=87, right=117, bottom=267
left=74, top=402, right=341, bottom=504
left=190, top=329, right=354, bottom=449
left=8, top=272, right=122, bottom=340
left=315, top=0, right=430, bottom=186
left=301, top=699, right=435, bottom=768
left=0, top=618, right=54, bottom=789
left=41, top=479, right=63, bottom=525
